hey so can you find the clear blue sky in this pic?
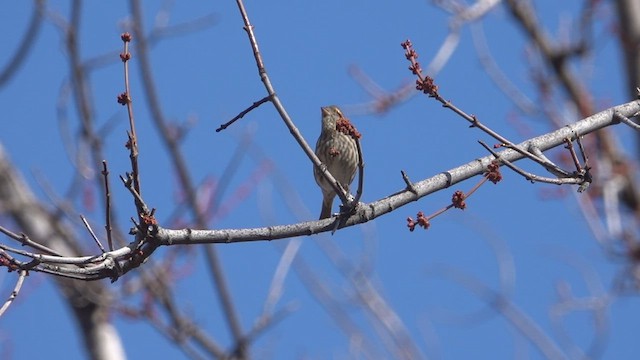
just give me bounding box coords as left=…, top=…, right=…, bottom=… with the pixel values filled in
left=1, top=1, right=637, bottom=359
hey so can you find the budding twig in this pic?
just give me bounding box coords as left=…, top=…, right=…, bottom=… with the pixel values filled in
left=118, top=32, right=146, bottom=217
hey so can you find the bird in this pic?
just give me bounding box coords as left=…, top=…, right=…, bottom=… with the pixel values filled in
left=313, top=105, right=359, bottom=219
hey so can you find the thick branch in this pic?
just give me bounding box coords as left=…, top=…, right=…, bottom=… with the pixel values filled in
left=156, top=100, right=640, bottom=244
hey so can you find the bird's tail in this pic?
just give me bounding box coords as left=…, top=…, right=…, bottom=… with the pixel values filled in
left=319, top=195, right=334, bottom=219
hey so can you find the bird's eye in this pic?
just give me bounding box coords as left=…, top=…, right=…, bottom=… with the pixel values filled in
left=334, top=108, right=342, bottom=117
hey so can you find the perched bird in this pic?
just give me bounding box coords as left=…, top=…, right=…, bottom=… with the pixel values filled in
left=313, top=105, right=359, bottom=219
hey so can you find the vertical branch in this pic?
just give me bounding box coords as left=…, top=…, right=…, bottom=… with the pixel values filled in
left=118, top=32, right=144, bottom=210
left=127, top=0, right=247, bottom=357
left=102, top=161, right=114, bottom=251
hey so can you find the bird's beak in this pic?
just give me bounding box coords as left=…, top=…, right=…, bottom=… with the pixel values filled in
left=321, top=107, right=330, bottom=116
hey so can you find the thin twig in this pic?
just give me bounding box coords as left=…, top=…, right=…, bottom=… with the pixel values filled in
left=564, top=138, right=583, bottom=173
left=525, top=146, right=571, bottom=178
left=576, top=134, right=588, bottom=166
left=216, top=95, right=271, bottom=132
left=479, top=141, right=587, bottom=186
left=119, top=174, right=150, bottom=215
left=614, top=111, right=640, bottom=130
left=402, top=40, right=552, bottom=170
left=401, top=170, right=418, bottom=195
left=0, top=226, right=63, bottom=257
left=119, top=32, right=144, bottom=214
left=101, top=161, right=114, bottom=251
left=515, top=143, right=575, bottom=177
left=80, top=215, right=106, bottom=253
left=0, top=270, right=28, bottom=317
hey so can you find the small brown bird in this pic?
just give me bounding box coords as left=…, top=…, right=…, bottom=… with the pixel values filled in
left=313, top=105, right=359, bottom=219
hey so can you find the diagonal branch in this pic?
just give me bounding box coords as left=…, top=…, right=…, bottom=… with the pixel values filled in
left=233, top=0, right=351, bottom=207
left=157, top=99, right=640, bottom=244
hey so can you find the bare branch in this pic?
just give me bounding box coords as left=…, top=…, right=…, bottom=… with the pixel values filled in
left=233, top=0, right=350, bottom=207
left=158, top=99, right=640, bottom=244
left=0, top=270, right=27, bottom=317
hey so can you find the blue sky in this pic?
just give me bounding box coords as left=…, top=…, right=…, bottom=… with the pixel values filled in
left=1, top=1, right=638, bottom=359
